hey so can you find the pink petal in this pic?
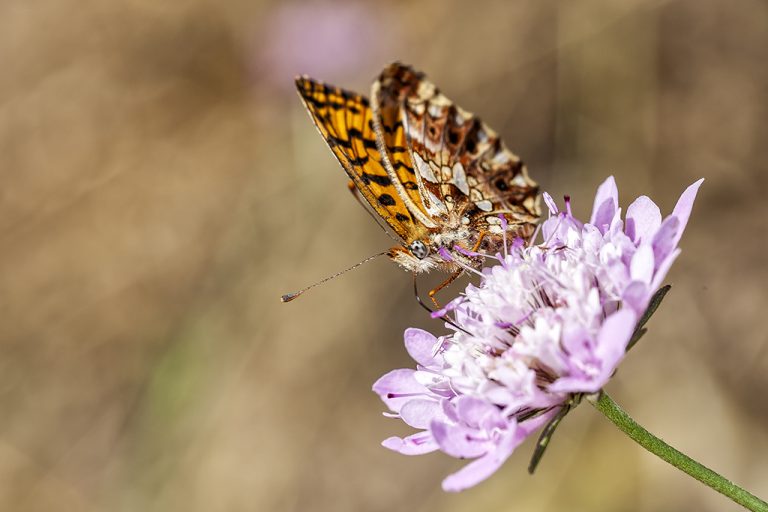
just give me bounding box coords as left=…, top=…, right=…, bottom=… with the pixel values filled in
left=456, top=396, right=499, bottom=428
left=670, top=178, right=704, bottom=247
left=400, top=399, right=444, bottom=429
left=440, top=398, right=460, bottom=423
left=553, top=310, right=637, bottom=393
left=372, top=369, right=427, bottom=412
left=431, top=420, right=488, bottom=459
left=441, top=428, right=524, bottom=492
left=382, top=432, right=439, bottom=455
left=650, top=248, right=681, bottom=291
left=548, top=376, right=591, bottom=394
left=590, top=176, right=618, bottom=232
left=540, top=216, right=560, bottom=242
left=651, top=216, right=680, bottom=269
left=622, top=280, right=650, bottom=315
left=404, top=328, right=440, bottom=367
left=630, top=244, right=654, bottom=284
left=608, top=207, right=625, bottom=237
left=561, top=325, right=592, bottom=359
left=594, top=309, right=637, bottom=380
left=626, top=195, right=661, bottom=243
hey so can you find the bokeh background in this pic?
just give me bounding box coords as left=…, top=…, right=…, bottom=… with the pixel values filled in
left=1, top=0, right=766, bottom=510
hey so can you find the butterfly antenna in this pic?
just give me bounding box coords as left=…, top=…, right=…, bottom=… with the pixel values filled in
left=281, top=251, right=388, bottom=303
left=346, top=182, right=402, bottom=245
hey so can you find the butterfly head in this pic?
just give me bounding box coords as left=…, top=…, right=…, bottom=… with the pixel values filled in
left=388, top=235, right=482, bottom=274
left=408, top=240, right=430, bottom=260
left=387, top=240, right=442, bottom=273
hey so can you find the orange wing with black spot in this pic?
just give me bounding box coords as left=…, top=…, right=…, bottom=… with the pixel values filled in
left=295, top=77, right=424, bottom=242
left=370, top=81, right=432, bottom=224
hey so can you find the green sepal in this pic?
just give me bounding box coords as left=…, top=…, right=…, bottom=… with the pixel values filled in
left=626, top=285, right=670, bottom=352
left=527, top=394, right=582, bottom=474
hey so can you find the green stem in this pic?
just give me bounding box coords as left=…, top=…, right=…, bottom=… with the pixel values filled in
left=590, top=392, right=767, bottom=512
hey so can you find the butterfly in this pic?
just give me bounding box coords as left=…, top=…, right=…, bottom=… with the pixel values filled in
left=290, top=63, right=540, bottom=304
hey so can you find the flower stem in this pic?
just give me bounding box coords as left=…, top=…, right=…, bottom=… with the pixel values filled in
left=590, top=392, right=767, bottom=512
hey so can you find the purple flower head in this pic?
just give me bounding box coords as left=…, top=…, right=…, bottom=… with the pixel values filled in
left=373, top=177, right=703, bottom=491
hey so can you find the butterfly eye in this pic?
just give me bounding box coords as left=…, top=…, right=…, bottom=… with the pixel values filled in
left=409, top=240, right=430, bottom=260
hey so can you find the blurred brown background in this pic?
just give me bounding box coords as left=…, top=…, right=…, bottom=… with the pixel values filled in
left=0, top=0, right=766, bottom=511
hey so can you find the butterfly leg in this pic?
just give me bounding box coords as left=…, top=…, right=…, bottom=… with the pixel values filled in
left=428, top=231, right=489, bottom=307
left=453, top=230, right=489, bottom=255
left=471, top=230, right=488, bottom=252
left=428, top=270, right=462, bottom=308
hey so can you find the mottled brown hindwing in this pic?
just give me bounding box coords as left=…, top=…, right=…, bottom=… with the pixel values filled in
left=375, top=63, right=540, bottom=239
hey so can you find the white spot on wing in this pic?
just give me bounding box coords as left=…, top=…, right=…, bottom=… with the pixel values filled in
left=513, top=174, right=528, bottom=185
left=493, top=152, right=511, bottom=164
left=476, top=199, right=493, bottom=212
left=413, top=152, right=437, bottom=183
left=428, top=103, right=442, bottom=117
left=410, top=101, right=425, bottom=115
left=432, top=94, right=451, bottom=106
left=427, top=190, right=448, bottom=215
left=418, top=81, right=435, bottom=97
left=426, top=138, right=441, bottom=152
left=451, top=162, right=469, bottom=195
left=489, top=225, right=503, bottom=235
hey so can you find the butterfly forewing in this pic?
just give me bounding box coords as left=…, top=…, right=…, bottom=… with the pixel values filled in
left=295, top=77, right=422, bottom=242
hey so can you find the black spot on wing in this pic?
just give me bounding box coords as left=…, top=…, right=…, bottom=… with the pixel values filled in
left=349, top=155, right=369, bottom=166
left=347, top=128, right=379, bottom=149
left=362, top=173, right=392, bottom=186
left=494, top=178, right=509, bottom=191
left=371, top=119, right=403, bottom=134
left=327, top=134, right=352, bottom=149
left=465, top=137, right=476, bottom=153
left=378, top=194, right=396, bottom=206
left=465, top=204, right=481, bottom=218
left=395, top=213, right=411, bottom=222
left=297, top=80, right=366, bottom=114
left=392, top=161, right=415, bottom=174
left=302, top=94, right=346, bottom=112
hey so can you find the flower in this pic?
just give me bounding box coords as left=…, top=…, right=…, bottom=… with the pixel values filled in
left=373, top=176, right=703, bottom=491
